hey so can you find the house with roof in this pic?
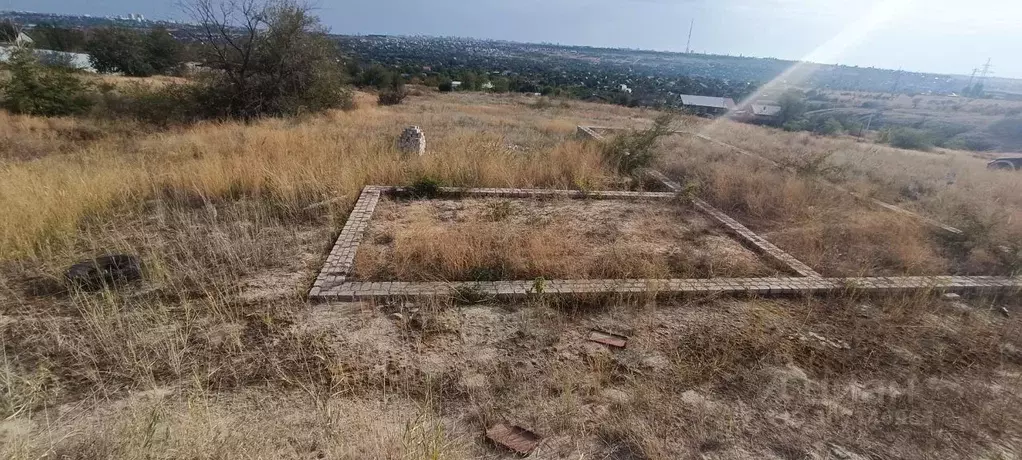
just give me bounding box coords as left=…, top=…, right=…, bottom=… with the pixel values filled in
left=729, top=101, right=783, bottom=123
left=751, top=103, right=782, bottom=118
left=678, top=94, right=736, bottom=116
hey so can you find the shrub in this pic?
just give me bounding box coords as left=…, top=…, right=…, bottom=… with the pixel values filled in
left=816, top=117, right=843, bottom=136
left=782, top=119, right=809, bottom=132
left=888, top=128, right=932, bottom=151
left=989, top=117, right=1022, bottom=143
left=945, top=133, right=998, bottom=152
left=377, top=87, right=408, bottom=106
left=438, top=80, right=454, bottom=92
left=98, top=83, right=202, bottom=126
left=777, top=149, right=842, bottom=177
left=530, top=97, right=554, bottom=110
left=357, top=64, right=396, bottom=89
left=0, top=47, right=94, bottom=116
left=601, top=113, right=674, bottom=174
left=409, top=176, right=444, bottom=198
left=776, top=89, right=807, bottom=125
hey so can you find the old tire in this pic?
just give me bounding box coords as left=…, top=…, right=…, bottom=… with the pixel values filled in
left=65, top=254, right=143, bottom=290
left=989, top=161, right=1016, bottom=171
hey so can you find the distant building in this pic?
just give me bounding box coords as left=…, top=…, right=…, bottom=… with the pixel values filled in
left=451, top=81, right=462, bottom=89
left=679, top=94, right=736, bottom=116
left=481, top=81, right=494, bottom=90
left=751, top=103, right=782, bottom=117
left=619, top=84, right=632, bottom=94
left=729, top=101, right=783, bottom=123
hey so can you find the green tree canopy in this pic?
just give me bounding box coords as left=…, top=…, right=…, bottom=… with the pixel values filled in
left=30, top=23, right=87, bottom=52
left=144, top=27, right=183, bottom=75
left=86, top=28, right=155, bottom=76
left=776, top=89, right=807, bottom=125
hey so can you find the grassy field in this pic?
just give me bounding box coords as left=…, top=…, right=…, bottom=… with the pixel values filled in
left=3, top=89, right=1022, bottom=459
left=353, top=197, right=777, bottom=281
left=655, top=119, right=1022, bottom=277
left=807, top=90, right=1022, bottom=152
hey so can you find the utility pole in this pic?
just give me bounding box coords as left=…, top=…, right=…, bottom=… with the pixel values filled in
left=978, top=58, right=993, bottom=86
left=890, top=68, right=903, bottom=95
left=685, top=19, right=694, bottom=54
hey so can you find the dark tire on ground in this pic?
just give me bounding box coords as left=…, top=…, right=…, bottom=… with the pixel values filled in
left=65, top=254, right=144, bottom=291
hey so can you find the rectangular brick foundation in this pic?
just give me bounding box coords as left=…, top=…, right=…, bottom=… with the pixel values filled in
left=312, top=276, right=1022, bottom=302
left=309, top=182, right=1021, bottom=302
left=309, top=125, right=1011, bottom=303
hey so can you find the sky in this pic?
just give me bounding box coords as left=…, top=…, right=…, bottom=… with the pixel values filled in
left=7, top=0, right=1021, bottom=78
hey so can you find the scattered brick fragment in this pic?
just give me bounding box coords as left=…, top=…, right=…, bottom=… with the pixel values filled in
left=486, top=424, right=540, bottom=455
left=589, top=330, right=628, bottom=348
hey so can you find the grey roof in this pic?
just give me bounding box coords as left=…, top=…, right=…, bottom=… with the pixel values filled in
left=679, top=95, right=736, bottom=109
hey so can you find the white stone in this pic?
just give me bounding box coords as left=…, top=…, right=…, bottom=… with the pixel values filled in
left=397, top=126, right=426, bottom=156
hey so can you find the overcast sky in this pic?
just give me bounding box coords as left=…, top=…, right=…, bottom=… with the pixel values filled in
left=8, top=0, right=1021, bottom=78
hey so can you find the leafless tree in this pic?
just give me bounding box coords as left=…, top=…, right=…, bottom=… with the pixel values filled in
left=180, top=0, right=349, bottom=119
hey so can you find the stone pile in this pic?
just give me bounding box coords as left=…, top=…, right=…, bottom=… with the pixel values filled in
left=397, top=126, right=426, bottom=155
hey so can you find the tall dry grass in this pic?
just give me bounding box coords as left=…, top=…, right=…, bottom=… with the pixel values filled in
left=0, top=96, right=613, bottom=262
left=699, top=119, right=1022, bottom=241
left=4, top=91, right=1022, bottom=459
left=352, top=198, right=775, bottom=281
left=662, top=123, right=1022, bottom=276
left=0, top=91, right=626, bottom=453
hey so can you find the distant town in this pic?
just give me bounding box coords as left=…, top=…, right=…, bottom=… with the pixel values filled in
left=4, top=9, right=1020, bottom=102
left=3, top=9, right=1022, bottom=151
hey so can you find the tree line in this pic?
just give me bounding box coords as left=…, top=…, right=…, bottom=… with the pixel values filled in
left=2, top=19, right=189, bottom=77
left=0, top=0, right=353, bottom=122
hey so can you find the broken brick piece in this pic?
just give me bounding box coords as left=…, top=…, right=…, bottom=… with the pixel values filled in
left=486, top=424, right=540, bottom=455
left=589, top=330, right=628, bottom=348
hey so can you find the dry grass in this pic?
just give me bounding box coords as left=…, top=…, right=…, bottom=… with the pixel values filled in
left=353, top=197, right=777, bottom=281
left=698, top=120, right=1022, bottom=240
left=3, top=90, right=1022, bottom=459
left=0, top=92, right=615, bottom=262
left=0, top=90, right=624, bottom=458
left=660, top=126, right=1018, bottom=276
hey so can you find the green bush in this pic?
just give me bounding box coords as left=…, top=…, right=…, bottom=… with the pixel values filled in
left=98, top=83, right=202, bottom=126
left=782, top=119, right=809, bottom=132
left=438, top=80, right=454, bottom=92
left=888, top=128, right=933, bottom=151
left=0, top=48, right=94, bottom=116
left=817, top=117, right=843, bottom=136
left=409, top=176, right=444, bottom=198
left=989, top=117, right=1022, bottom=143
left=601, top=113, right=674, bottom=174
left=776, top=89, right=807, bottom=125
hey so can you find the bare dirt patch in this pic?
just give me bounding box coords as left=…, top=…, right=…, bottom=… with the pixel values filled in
left=292, top=293, right=1022, bottom=459
left=353, top=197, right=780, bottom=281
